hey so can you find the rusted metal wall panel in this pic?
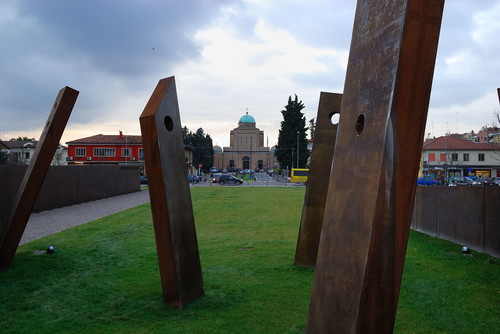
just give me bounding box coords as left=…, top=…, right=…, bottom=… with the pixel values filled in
left=0, top=165, right=140, bottom=215
left=140, top=76, right=204, bottom=307
left=294, top=92, right=342, bottom=268
left=307, top=1, right=445, bottom=332
left=411, top=186, right=499, bottom=258
left=0, top=87, right=79, bottom=270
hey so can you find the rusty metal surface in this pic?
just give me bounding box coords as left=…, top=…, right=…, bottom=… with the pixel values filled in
left=294, top=92, right=342, bottom=268
left=139, top=77, right=204, bottom=307
left=306, top=1, right=445, bottom=333
left=0, top=87, right=79, bottom=271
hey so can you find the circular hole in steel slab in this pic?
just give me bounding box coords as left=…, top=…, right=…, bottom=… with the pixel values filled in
left=355, top=114, right=365, bottom=135
left=164, top=115, right=174, bottom=132
left=329, top=112, right=340, bottom=125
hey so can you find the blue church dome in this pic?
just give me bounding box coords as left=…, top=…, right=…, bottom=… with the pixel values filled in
left=239, top=113, right=256, bottom=124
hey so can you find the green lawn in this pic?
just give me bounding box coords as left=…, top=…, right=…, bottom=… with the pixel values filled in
left=0, top=188, right=498, bottom=333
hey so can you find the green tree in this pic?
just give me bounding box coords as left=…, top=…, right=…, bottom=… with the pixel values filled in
left=15, top=136, right=31, bottom=141
left=275, top=95, right=310, bottom=169
left=182, top=127, right=214, bottom=172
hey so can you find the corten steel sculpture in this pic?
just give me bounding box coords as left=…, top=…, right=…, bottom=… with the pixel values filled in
left=0, top=87, right=79, bottom=271
left=294, top=92, right=342, bottom=268
left=306, top=1, right=445, bottom=333
left=139, top=76, right=204, bottom=307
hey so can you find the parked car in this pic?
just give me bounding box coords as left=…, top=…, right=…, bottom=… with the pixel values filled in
left=467, top=177, right=482, bottom=186
left=140, top=175, right=148, bottom=185
left=449, top=177, right=471, bottom=186
left=211, top=174, right=222, bottom=183
left=210, top=167, right=219, bottom=173
left=218, top=175, right=243, bottom=185
left=417, top=177, right=438, bottom=186
left=188, top=174, right=200, bottom=183
left=493, top=178, right=500, bottom=186
left=479, top=177, right=498, bottom=186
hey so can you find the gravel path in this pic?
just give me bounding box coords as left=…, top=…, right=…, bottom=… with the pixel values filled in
left=20, top=190, right=150, bottom=245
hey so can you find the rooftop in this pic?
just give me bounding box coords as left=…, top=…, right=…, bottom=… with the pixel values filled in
left=423, top=136, right=500, bottom=151
left=66, top=134, right=142, bottom=145
left=239, top=112, right=256, bottom=124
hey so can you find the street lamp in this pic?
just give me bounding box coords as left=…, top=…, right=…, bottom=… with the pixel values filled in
left=296, top=131, right=299, bottom=169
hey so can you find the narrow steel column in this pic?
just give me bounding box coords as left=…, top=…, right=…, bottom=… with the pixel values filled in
left=294, top=92, right=342, bottom=268
left=307, top=0, right=445, bottom=332
left=0, top=87, right=79, bottom=271
left=139, top=77, right=204, bottom=308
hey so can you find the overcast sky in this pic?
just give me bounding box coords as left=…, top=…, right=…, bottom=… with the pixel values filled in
left=1, top=0, right=499, bottom=147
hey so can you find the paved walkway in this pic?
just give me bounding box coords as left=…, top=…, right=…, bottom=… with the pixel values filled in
left=20, top=190, right=150, bottom=245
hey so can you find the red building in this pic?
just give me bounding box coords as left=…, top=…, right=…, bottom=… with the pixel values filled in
left=66, top=132, right=144, bottom=165
left=66, top=132, right=196, bottom=175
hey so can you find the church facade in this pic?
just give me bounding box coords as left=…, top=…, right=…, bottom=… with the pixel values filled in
left=213, top=113, right=275, bottom=171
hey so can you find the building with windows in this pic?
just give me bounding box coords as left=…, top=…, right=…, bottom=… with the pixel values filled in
left=422, top=136, right=500, bottom=179
left=213, top=113, right=275, bottom=171
left=0, top=139, right=67, bottom=165
left=470, top=127, right=500, bottom=144
left=65, top=132, right=195, bottom=174
left=66, top=133, right=144, bottom=165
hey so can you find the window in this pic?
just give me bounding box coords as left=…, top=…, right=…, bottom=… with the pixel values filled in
left=463, top=153, right=469, bottom=161
left=451, top=153, right=458, bottom=161
left=478, top=153, right=485, bottom=161
left=121, top=148, right=131, bottom=157
left=75, top=147, right=86, bottom=157
left=138, top=148, right=144, bottom=160
left=94, top=147, right=116, bottom=157
left=440, top=153, right=446, bottom=162
left=428, top=153, right=435, bottom=162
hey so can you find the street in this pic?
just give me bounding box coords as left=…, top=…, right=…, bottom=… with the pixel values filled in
left=191, top=172, right=305, bottom=187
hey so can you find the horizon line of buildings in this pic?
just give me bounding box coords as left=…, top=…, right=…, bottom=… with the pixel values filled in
left=2, top=123, right=500, bottom=178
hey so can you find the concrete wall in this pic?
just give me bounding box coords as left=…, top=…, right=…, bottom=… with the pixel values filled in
left=0, top=165, right=140, bottom=231
left=411, top=186, right=500, bottom=257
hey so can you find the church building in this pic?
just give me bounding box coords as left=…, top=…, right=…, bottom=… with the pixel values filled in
left=213, top=113, right=275, bottom=171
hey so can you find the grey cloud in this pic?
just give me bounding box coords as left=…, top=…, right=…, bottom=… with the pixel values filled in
left=0, top=0, right=238, bottom=133
left=18, top=0, right=236, bottom=77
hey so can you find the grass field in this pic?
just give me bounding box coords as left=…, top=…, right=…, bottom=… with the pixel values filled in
left=0, top=187, right=498, bottom=333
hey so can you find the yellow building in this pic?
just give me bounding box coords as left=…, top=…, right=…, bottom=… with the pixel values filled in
left=213, top=113, right=275, bottom=171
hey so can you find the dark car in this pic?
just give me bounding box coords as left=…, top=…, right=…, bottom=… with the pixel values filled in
left=479, top=177, right=498, bottom=186
left=218, top=175, right=243, bottom=185
left=188, top=174, right=200, bottom=183
left=140, top=175, right=148, bottom=184
left=211, top=174, right=222, bottom=183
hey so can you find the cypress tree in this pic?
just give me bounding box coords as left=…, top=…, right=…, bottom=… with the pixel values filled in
left=275, top=95, right=309, bottom=170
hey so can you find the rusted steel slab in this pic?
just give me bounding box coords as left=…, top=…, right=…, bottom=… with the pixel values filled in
left=306, top=1, right=445, bottom=333
left=139, top=77, right=204, bottom=307
left=0, top=87, right=79, bottom=271
left=294, top=92, right=342, bottom=268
